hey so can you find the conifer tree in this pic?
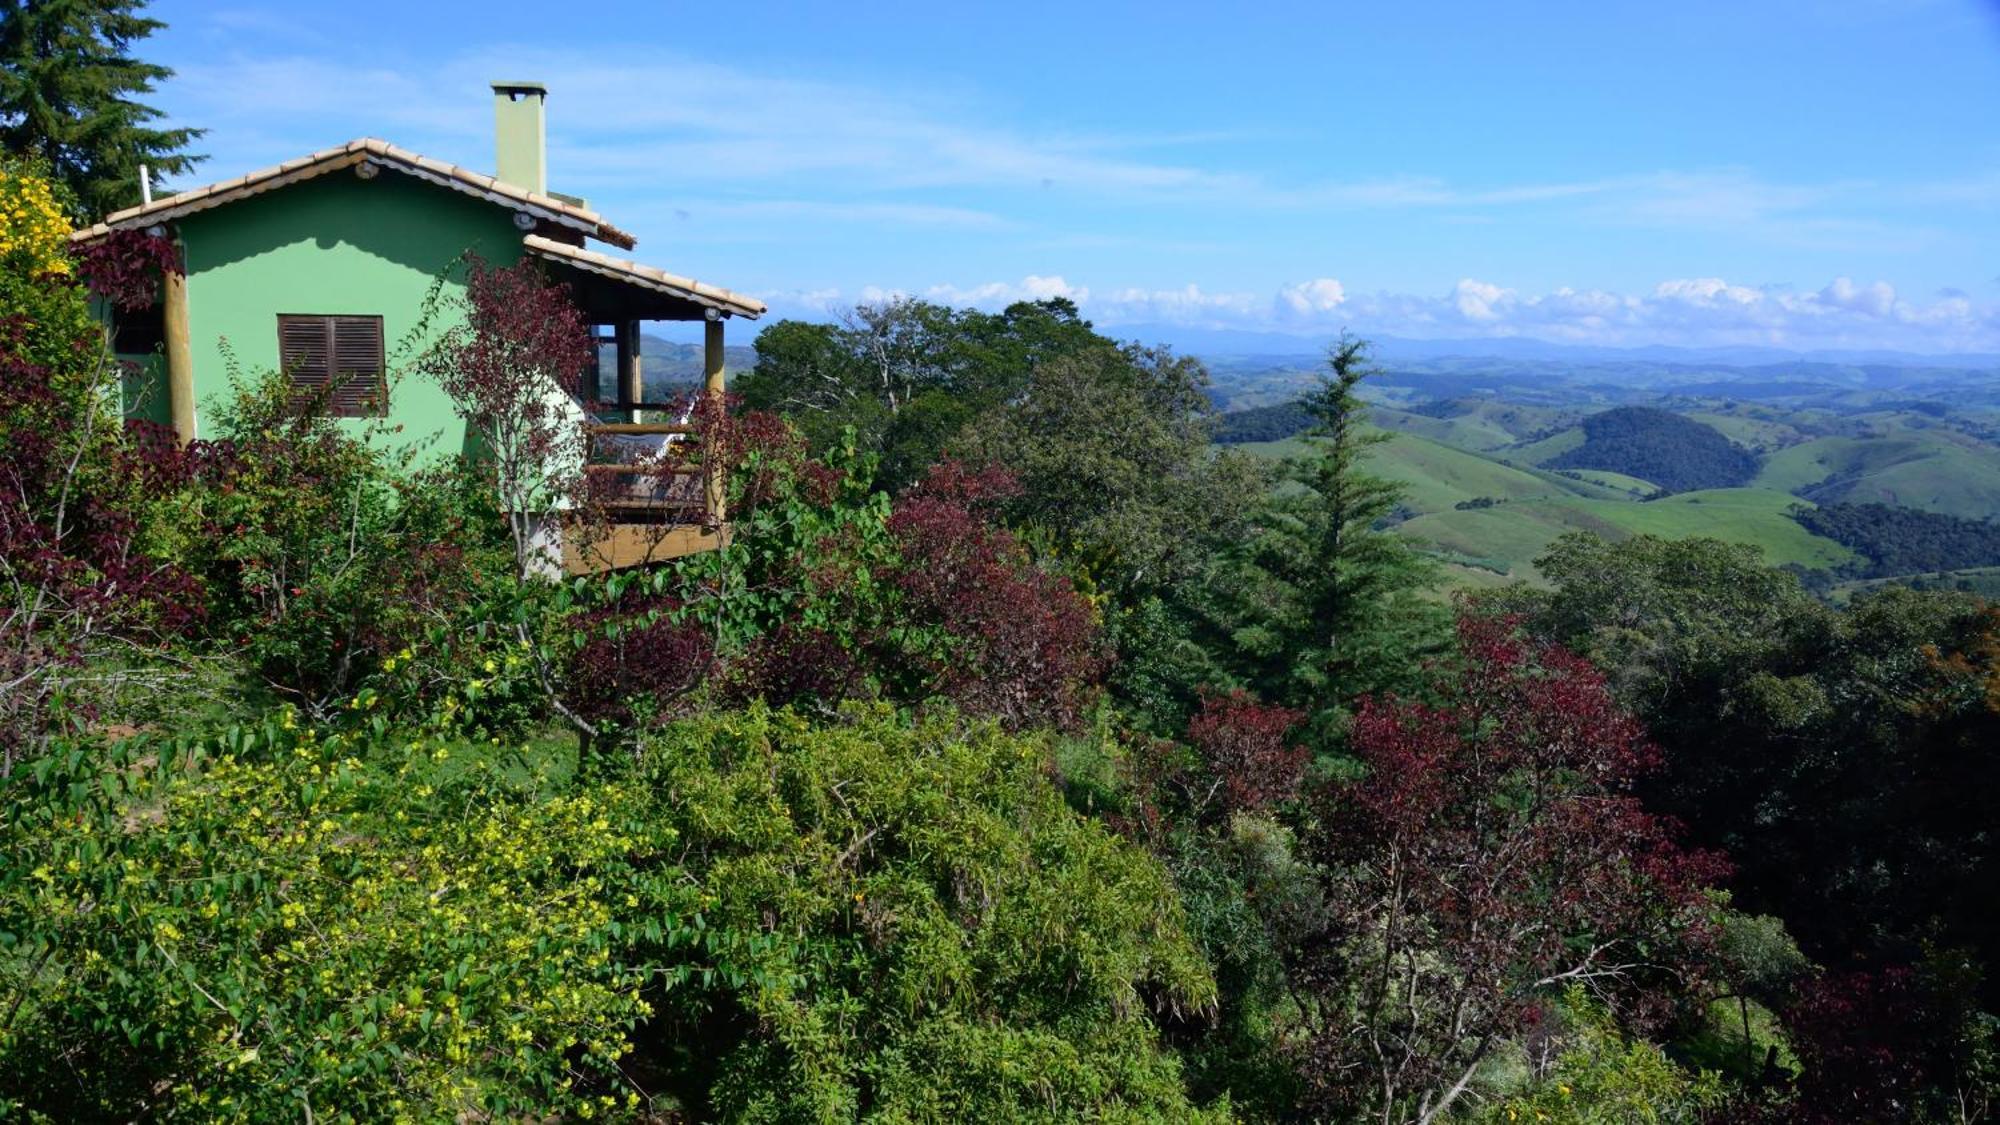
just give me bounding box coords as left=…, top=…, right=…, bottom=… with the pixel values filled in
left=1203, top=334, right=1445, bottom=746
left=0, top=0, right=201, bottom=218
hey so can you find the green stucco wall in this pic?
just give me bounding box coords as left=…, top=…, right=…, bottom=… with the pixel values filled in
left=174, top=170, right=524, bottom=454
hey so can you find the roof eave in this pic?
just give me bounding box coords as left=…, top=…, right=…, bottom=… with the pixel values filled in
left=70, top=138, right=638, bottom=251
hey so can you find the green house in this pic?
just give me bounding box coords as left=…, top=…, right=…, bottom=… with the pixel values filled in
left=70, top=82, right=765, bottom=572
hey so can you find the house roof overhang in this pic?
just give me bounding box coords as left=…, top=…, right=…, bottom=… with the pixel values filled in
left=523, top=234, right=766, bottom=322
left=68, top=138, right=638, bottom=250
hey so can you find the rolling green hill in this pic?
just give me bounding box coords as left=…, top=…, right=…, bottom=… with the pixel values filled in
left=1236, top=430, right=1852, bottom=582
left=1754, top=432, right=2000, bottom=518
left=1504, top=427, right=1586, bottom=466
left=1398, top=489, right=1855, bottom=580
left=1214, top=372, right=1999, bottom=590
left=1237, top=431, right=1633, bottom=512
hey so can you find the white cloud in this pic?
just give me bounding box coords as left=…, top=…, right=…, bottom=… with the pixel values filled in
left=1277, top=278, right=1347, bottom=316
left=1452, top=279, right=1512, bottom=322
left=756, top=274, right=2000, bottom=353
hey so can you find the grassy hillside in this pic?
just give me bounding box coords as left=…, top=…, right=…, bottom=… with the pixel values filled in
left=1236, top=429, right=1851, bottom=582
left=1504, top=427, right=1586, bottom=466
left=1238, top=431, right=1633, bottom=512
left=1754, top=432, right=2000, bottom=518
left=1369, top=405, right=1521, bottom=451
left=1399, top=489, right=1855, bottom=579
left=1549, top=468, right=1659, bottom=497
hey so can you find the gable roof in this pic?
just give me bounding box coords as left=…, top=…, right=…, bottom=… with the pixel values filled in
left=69, top=138, right=637, bottom=250
left=523, top=234, right=766, bottom=319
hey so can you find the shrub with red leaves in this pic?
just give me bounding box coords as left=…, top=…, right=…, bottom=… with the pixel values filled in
left=887, top=460, right=1105, bottom=731
left=75, top=228, right=182, bottom=312
left=1185, top=689, right=1307, bottom=818
left=1751, top=964, right=1998, bottom=1125
left=726, top=623, right=865, bottom=712
left=0, top=326, right=200, bottom=772
left=1288, top=614, right=1731, bottom=1122
left=566, top=604, right=716, bottom=732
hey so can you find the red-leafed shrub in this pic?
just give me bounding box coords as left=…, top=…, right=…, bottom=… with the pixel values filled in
left=726, top=623, right=865, bottom=712
left=567, top=604, right=716, bottom=731
left=888, top=460, right=1105, bottom=731
left=1289, top=614, right=1731, bottom=1122
left=1185, top=689, right=1306, bottom=817
left=419, top=254, right=592, bottom=576
left=1754, top=963, right=1997, bottom=1125
left=75, top=227, right=181, bottom=312
left=1, top=305, right=201, bottom=770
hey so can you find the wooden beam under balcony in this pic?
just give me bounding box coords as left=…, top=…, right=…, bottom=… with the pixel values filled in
left=563, top=522, right=729, bottom=574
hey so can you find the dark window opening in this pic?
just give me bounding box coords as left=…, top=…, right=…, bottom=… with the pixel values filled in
left=113, top=302, right=165, bottom=356
left=277, top=314, right=387, bottom=417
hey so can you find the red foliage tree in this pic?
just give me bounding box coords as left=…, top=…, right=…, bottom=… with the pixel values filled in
left=887, top=460, right=1105, bottom=731
left=74, top=228, right=181, bottom=312
left=0, top=332, right=200, bottom=772
left=1289, top=615, right=1730, bottom=1123
left=1185, top=688, right=1307, bottom=819
left=418, top=253, right=592, bottom=576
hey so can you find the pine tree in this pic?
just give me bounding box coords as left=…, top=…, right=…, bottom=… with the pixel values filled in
left=1203, top=334, right=1446, bottom=746
left=0, top=0, right=202, bottom=218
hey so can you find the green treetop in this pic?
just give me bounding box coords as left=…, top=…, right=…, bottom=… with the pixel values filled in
left=1202, top=334, right=1446, bottom=746
left=0, top=0, right=202, bottom=218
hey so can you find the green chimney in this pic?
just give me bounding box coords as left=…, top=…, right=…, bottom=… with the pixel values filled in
left=491, top=81, right=548, bottom=195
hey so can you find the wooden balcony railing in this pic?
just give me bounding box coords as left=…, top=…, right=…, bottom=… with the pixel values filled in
left=562, top=416, right=727, bottom=574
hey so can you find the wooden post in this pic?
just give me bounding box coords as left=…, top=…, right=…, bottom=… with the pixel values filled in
left=162, top=250, right=195, bottom=444
left=704, top=315, right=726, bottom=527
left=619, top=320, right=643, bottom=421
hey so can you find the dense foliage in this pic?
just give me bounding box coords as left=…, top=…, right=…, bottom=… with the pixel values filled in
left=1546, top=405, right=1760, bottom=493
left=1213, top=399, right=1314, bottom=444
left=2, top=72, right=1995, bottom=1113
left=1286, top=615, right=1728, bottom=1122
left=1194, top=336, right=1446, bottom=748
left=1489, top=534, right=2000, bottom=1118
left=1791, top=499, right=2000, bottom=577
left=0, top=161, right=197, bottom=771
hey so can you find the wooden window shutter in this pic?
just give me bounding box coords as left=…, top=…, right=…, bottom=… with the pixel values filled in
left=277, top=314, right=386, bottom=417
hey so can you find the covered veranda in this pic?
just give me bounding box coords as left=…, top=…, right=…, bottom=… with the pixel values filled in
left=521, top=235, right=767, bottom=574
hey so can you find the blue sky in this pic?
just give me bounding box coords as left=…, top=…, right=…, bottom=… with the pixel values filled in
left=145, top=0, right=2000, bottom=352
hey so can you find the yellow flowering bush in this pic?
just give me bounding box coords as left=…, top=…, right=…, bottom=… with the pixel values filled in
left=0, top=167, right=72, bottom=277
left=0, top=720, right=667, bottom=1122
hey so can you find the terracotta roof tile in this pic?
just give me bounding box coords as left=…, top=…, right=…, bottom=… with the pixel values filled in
left=522, top=234, right=766, bottom=319
left=71, top=138, right=638, bottom=250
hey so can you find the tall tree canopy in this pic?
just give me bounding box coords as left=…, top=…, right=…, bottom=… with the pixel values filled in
left=0, top=0, right=201, bottom=218
left=738, top=297, right=1108, bottom=490
left=1197, top=335, right=1446, bottom=746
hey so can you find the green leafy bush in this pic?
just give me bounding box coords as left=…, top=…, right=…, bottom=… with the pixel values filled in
left=1471, top=989, right=1724, bottom=1125
left=624, top=706, right=1225, bottom=1122
left=167, top=370, right=514, bottom=714
left=0, top=720, right=661, bottom=1122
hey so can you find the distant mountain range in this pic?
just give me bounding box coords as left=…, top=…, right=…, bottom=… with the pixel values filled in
left=1097, top=323, right=2000, bottom=371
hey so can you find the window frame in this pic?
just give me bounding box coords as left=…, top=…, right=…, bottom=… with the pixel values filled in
left=275, top=313, right=388, bottom=418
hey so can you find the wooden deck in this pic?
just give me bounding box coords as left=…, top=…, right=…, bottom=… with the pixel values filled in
left=563, top=521, right=729, bottom=573
left=562, top=408, right=727, bottom=576
left=560, top=312, right=734, bottom=576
